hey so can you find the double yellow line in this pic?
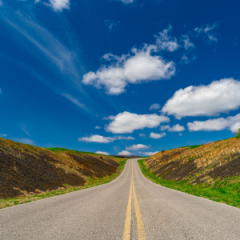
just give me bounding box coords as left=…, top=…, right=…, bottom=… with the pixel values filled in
left=122, top=161, right=147, bottom=240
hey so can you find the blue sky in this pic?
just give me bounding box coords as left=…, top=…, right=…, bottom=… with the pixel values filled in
left=1, top=0, right=240, bottom=156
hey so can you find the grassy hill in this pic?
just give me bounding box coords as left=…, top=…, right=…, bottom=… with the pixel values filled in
left=0, top=137, right=126, bottom=207
left=140, top=137, right=240, bottom=208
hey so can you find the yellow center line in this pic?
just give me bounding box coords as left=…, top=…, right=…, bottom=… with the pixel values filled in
left=122, top=161, right=133, bottom=240
left=122, top=160, right=147, bottom=240
left=133, top=182, right=147, bottom=240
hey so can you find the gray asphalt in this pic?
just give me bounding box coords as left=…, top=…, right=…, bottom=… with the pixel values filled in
left=1, top=158, right=240, bottom=239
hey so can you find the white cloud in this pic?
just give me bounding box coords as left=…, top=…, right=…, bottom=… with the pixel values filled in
left=162, top=78, right=240, bottom=119
left=95, top=126, right=101, bottom=129
left=179, top=133, right=182, bottom=136
left=194, top=23, right=218, bottom=42
left=118, top=150, right=132, bottom=156
left=187, top=114, right=240, bottom=133
left=180, top=55, right=196, bottom=64
left=118, top=0, right=134, bottom=4
left=160, top=125, right=170, bottom=131
left=168, top=124, right=185, bottom=132
left=139, top=133, right=146, bottom=137
left=82, top=27, right=176, bottom=95
left=96, top=151, right=109, bottom=155
left=14, top=138, right=34, bottom=145
left=126, top=144, right=149, bottom=151
left=0, top=0, right=3, bottom=6
left=0, top=134, right=7, bottom=137
left=36, top=0, right=70, bottom=12
left=106, top=111, right=170, bottom=133
left=150, top=132, right=166, bottom=139
left=78, top=134, right=134, bottom=143
left=155, top=25, right=180, bottom=52
left=4, top=13, right=83, bottom=85
left=181, top=35, right=195, bottom=50
left=141, top=151, right=158, bottom=156
left=104, top=20, right=119, bottom=30
left=149, top=103, right=161, bottom=110
left=62, top=94, right=88, bottom=111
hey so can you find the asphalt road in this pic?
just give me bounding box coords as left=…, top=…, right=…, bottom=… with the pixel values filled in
left=1, top=159, right=240, bottom=240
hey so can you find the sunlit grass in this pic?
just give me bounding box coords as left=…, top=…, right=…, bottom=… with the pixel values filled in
left=138, top=159, right=240, bottom=208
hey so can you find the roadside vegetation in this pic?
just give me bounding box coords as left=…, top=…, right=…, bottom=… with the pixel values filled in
left=139, top=159, right=240, bottom=208
left=0, top=158, right=127, bottom=209
left=0, top=137, right=127, bottom=209
left=138, top=135, right=240, bottom=208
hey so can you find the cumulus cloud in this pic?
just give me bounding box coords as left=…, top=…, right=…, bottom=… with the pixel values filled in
left=106, top=111, right=170, bottom=133
left=162, top=78, right=240, bottom=119
left=194, top=23, right=218, bottom=42
left=78, top=134, right=134, bottom=143
left=104, top=20, right=119, bottom=30
left=141, top=151, right=158, bottom=156
left=118, top=150, right=132, bottom=156
left=150, top=132, right=166, bottom=139
left=82, top=26, right=177, bottom=95
left=126, top=144, right=149, bottom=151
left=187, top=114, right=240, bottom=133
left=96, top=151, right=109, bottom=155
left=149, top=103, right=161, bottom=110
left=155, top=25, right=180, bottom=52
left=36, top=0, right=70, bottom=12
left=168, top=124, right=185, bottom=132
left=95, top=126, right=101, bottom=129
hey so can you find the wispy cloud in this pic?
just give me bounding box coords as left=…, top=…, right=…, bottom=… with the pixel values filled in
left=0, top=0, right=3, bottom=7
left=21, top=124, right=30, bottom=136
left=194, top=23, right=218, bottom=42
left=149, top=103, right=161, bottom=110
left=62, top=93, right=88, bottom=111
left=13, top=138, right=34, bottom=145
left=118, top=0, right=134, bottom=4
left=104, top=20, right=120, bottom=30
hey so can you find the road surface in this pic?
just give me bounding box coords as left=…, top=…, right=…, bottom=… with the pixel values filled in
left=1, top=159, right=240, bottom=239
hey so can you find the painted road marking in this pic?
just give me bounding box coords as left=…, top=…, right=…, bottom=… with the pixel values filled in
left=133, top=182, right=147, bottom=240
left=122, top=160, right=147, bottom=240
left=122, top=162, right=133, bottom=240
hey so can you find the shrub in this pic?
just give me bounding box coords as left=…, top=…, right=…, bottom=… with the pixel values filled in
left=235, top=128, right=240, bottom=139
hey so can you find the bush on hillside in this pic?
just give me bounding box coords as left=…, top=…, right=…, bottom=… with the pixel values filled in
left=235, top=128, right=240, bottom=139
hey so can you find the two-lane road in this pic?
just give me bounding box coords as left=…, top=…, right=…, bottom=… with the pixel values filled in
left=1, top=159, right=240, bottom=239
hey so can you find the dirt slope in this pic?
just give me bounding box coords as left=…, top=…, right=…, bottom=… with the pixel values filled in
left=0, top=138, right=121, bottom=199
left=146, top=137, right=240, bottom=184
